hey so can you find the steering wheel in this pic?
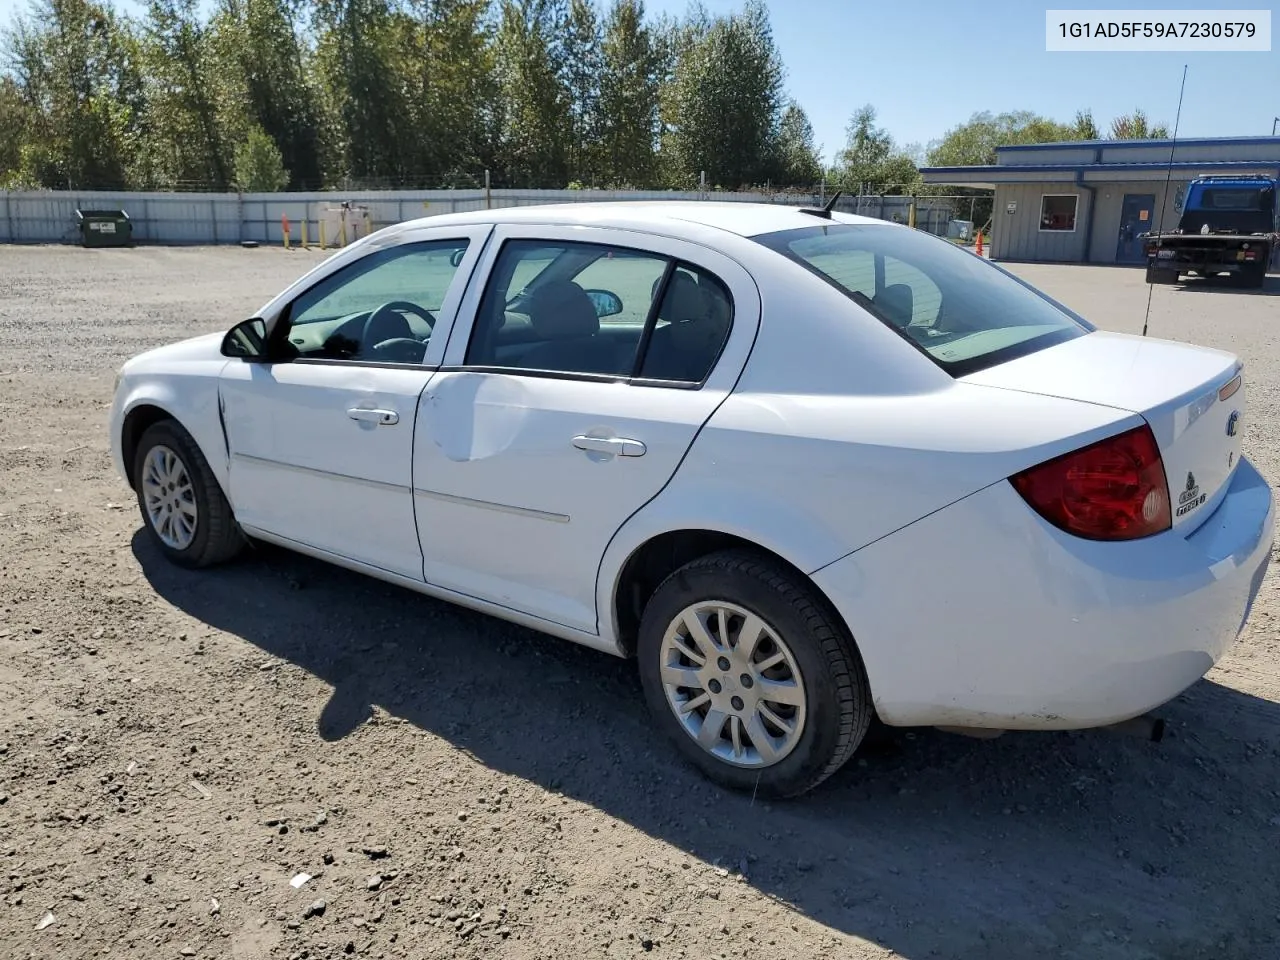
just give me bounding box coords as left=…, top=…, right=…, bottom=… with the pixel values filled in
left=362, top=301, right=436, bottom=362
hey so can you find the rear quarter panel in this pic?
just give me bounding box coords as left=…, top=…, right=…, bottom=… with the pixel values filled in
left=597, top=382, right=1143, bottom=646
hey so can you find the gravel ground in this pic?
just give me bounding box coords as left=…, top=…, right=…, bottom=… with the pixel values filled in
left=2, top=245, right=1279, bottom=960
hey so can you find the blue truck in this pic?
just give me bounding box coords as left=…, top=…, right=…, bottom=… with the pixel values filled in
left=1144, top=175, right=1278, bottom=288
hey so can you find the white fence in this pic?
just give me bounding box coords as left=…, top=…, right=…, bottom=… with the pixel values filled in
left=0, top=188, right=955, bottom=246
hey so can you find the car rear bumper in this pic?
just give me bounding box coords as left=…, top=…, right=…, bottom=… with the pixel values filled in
left=812, top=457, right=1274, bottom=729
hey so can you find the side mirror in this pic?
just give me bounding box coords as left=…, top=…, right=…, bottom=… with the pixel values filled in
left=584, top=289, right=623, bottom=318
left=449, top=248, right=466, bottom=268
left=221, top=317, right=268, bottom=360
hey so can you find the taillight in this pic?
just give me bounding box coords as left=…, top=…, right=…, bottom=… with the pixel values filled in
left=1010, top=424, right=1171, bottom=541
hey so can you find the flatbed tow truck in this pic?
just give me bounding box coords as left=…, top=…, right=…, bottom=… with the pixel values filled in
left=1144, top=175, right=1278, bottom=288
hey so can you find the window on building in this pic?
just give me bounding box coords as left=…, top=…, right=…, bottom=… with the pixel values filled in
left=1038, top=195, right=1078, bottom=232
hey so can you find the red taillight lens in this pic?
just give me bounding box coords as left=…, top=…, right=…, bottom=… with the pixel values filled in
left=1010, top=424, right=1171, bottom=541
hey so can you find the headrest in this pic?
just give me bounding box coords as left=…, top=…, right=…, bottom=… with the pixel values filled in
left=658, top=272, right=709, bottom=323
left=527, top=280, right=600, bottom=339
left=876, top=283, right=915, bottom=327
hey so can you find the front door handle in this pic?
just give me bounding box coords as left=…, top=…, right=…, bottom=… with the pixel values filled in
left=347, top=407, right=399, bottom=426
left=572, top=435, right=646, bottom=457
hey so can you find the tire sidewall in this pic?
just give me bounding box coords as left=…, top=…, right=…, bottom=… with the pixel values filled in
left=132, top=422, right=219, bottom=568
left=637, top=559, right=851, bottom=797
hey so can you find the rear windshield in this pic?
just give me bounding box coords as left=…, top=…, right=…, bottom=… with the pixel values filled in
left=1186, top=182, right=1270, bottom=211
left=753, top=223, right=1090, bottom=377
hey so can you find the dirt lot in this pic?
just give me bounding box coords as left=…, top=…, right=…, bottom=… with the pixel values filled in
left=2, top=245, right=1279, bottom=960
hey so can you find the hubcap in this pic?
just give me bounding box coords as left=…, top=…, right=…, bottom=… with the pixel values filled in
left=659, top=601, right=807, bottom=768
left=141, top=445, right=197, bottom=550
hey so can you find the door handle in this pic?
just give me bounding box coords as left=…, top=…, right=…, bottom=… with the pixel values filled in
left=572, top=435, right=646, bottom=457
left=347, top=407, right=399, bottom=425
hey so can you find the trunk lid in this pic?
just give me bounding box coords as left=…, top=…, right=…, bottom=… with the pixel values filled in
left=964, top=331, right=1245, bottom=532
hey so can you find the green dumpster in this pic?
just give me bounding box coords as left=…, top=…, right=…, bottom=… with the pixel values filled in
left=75, top=209, right=133, bottom=248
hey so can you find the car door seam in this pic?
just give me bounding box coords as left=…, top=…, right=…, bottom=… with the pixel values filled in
left=408, top=379, right=431, bottom=574
left=591, top=268, right=768, bottom=637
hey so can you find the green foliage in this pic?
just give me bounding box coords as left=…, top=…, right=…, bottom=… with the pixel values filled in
left=659, top=0, right=784, bottom=189
left=493, top=0, right=572, bottom=187
left=1073, top=109, right=1099, bottom=140
left=234, top=123, right=289, bottom=190
left=3, top=0, right=143, bottom=188
left=771, top=100, right=821, bottom=185
left=1109, top=108, right=1170, bottom=140
left=596, top=0, right=661, bottom=187
left=0, top=0, right=1181, bottom=197
left=212, top=0, right=323, bottom=188
left=926, top=109, right=1084, bottom=168
left=831, top=104, right=919, bottom=194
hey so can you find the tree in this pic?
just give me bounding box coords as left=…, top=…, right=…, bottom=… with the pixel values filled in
left=831, top=104, right=918, bottom=194
left=560, top=0, right=602, bottom=183
left=926, top=109, right=1080, bottom=168
left=234, top=123, right=288, bottom=190
left=1109, top=108, right=1170, bottom=139
left=492, top=0, right=573, bottom=186
left=385, top=0, right=498, bottom=186
left=311, top=0, right=413, bottom=184
left=211, top=0, right=322, bottom=188
left=3, top=0, right=143, bottom=189
left=1073, top=108, right=1099, bottom=139
left=140, top=0, right=236, bottom=189
left=596, top=0, right=660, bottom=187
left=659, top=0, right=784, bottom=189
left=771, top=99, right=821, bottom=186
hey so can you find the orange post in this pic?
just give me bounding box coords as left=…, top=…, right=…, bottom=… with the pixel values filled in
left=281, top=213, right=291, bottom=250
left=975, top=230, right=984, bottom=257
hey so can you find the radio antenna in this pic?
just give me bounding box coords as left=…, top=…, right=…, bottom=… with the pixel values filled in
left=1142, top=63, right=1189, bottom=338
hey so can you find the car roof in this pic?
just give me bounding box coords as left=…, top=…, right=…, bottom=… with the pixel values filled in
left=385, top=201, right=887, bottom=240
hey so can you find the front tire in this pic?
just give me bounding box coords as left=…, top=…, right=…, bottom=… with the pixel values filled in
left=132, top=419, right=244, bottom=568
left=637, top=550, right=872, bottom=798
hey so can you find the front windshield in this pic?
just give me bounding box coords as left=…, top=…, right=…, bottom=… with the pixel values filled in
left=753, top=223, right=1090, bottom=377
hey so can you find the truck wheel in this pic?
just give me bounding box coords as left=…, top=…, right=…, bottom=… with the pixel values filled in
left=1145, top=264, right=1177, bottom=285
left=1241, top=262, right=1267, bottom=289
left=637, top=549, right=873, bottom=798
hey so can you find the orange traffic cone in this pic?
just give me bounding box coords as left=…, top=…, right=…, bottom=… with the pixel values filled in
left=976, top=231, right=984, bottom=257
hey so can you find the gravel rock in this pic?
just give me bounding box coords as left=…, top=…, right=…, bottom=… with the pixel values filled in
left=1, top=250, right=1278, bottom=960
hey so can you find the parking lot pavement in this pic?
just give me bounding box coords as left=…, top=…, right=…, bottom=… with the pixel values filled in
left=1, top=246, right=1278, bottom=960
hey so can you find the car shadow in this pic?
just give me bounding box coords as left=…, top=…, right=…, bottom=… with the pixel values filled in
left=1169, top=274, right=1280, bottom=296
left=133, top=531, right=1280, bottom=959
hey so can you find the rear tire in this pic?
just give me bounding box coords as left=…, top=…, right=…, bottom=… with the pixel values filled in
left=132, top=419, right=244, bottom=568
left=1145, top=264, right=1177, bottom=285
left=637, top=549, right=873, bottom=798
left=1241, top=261, right=1267, bottom=289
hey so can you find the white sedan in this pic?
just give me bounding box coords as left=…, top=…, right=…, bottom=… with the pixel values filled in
left=110, top=201, right=1274, bottom=797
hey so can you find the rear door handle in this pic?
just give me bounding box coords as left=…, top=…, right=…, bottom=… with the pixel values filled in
left=572, top=435, right=646, bottom=457
left=347, top=407, right=399, bottom=425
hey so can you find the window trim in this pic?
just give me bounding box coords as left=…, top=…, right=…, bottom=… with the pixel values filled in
left=265, top=237, right=476, bottom=367
left=1037, top=193, right=1079, bottom=234
left=457, top=237, right=735, bottom=388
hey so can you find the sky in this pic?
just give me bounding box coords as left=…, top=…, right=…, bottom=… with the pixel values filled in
left=641, top=0, right=1279, bottom=162
left=2, top=0, right=1276, bottom=163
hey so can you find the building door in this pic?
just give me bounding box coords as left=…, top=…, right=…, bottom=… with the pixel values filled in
left=1115, top=193, right=1156, bottom=264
